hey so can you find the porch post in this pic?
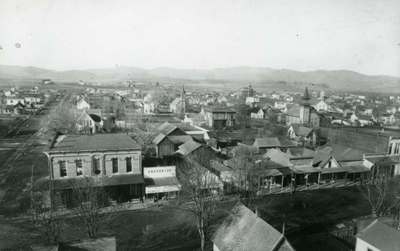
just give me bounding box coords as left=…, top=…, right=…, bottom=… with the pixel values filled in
left=317, top=172, right=321, bottom=187
left=305, top=174, right=308, bottom=188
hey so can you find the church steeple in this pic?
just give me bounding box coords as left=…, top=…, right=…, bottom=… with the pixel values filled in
left=180, top=85, right=186, bottom=115
left=300, top=87, right=311, bottom=106
left=303, top=87, right=311, bottom=101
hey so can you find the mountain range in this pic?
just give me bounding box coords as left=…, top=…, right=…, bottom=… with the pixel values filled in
left=0, top=65, right=399, bottom=93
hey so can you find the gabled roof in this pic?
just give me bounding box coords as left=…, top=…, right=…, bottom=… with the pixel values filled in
left=89, top=113, right=102, bottom=123
left=49, top=134, right=141, bottom=153
left=175, top=140, right=202, bottom=156
left=153, top=122, right=188, bottom=145
left=357, top=219, right=400, bottom=251
left=253, top=137, right=281, bottom=148
left=157, top=122, right=180, bottom=135
left=153, top=133, right=167, bottom=145
left=213, top=203, right=294, bottom=251
left=312, top=146, right=340, bottom=168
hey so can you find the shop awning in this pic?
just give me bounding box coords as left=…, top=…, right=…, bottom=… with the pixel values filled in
left=50, top=174, right=144, bottom=190
left=145, top=177, right=181, bottom=194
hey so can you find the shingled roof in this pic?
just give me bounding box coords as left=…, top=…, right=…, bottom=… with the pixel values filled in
left=49, top=134, right=141, bottom=153
left=175, top=140, right=202, bottom=156
left=357, top=219, right=400, bottom=251
left=213, top=203, right=294, bottom=251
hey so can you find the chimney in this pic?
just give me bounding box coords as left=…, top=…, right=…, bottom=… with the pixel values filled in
left=282, top=221, right=286, bottom=236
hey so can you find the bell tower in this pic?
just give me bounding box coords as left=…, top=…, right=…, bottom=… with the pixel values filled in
left=299, top=87, right=311, bottom=125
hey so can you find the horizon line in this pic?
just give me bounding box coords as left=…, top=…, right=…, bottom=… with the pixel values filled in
left=0, top=63, right=399, bottom=78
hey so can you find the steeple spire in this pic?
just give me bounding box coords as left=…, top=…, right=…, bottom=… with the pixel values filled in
left=303, top=87, right=311, bottom=101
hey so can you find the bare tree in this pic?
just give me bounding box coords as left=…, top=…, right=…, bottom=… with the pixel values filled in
left=30, top=164, right=63, bottom=244
left=360, top=174, right=400, bottom=217
left=31, top=191, right=64, bottom=244
left=71, top=177, right=114, bottom=238
left=175, top=152, right=221, bottom=251
left=230, top=144, right=258, bottom=207
left=42, top=101, right=80, bottom=134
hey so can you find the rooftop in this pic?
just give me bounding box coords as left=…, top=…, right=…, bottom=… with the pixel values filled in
left=175, top=140, right=202, bottom=156
left=213, top=203, right=294, bottom=251
left=253, top=137, right=281, bottom=148
left=49, top=133, right=141, bottom=153
left=357, top=219, right=400, bottom=251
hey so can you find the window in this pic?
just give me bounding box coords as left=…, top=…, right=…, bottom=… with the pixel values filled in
left=112, top=158, right=118, bottom=173
left=59, top=160, right=67, bottom=177
left=126, top=157, right=132, bottom=172
left=93, top=157, right=101, bottom=175
left=75, top=159, right=83, bottom=176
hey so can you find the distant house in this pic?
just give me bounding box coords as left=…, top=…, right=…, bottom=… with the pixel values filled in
left=355, top=219, right=400, bottom=251
left=213, top=203, right=294, bottom=251
left=245, top=96, right=260, bottom=107
left=143, top=101, right=155, bottom=114
left=5, top=97, right=25, bottom=106
left=250, top=107, right=266, bottom=119
left=4, top=102, right=25, bottom=115
left=274, top=101, right=287, bottom=112
left=202, top=106, right=236, bottom=129
left=253, top=137, right=281, bottom=153
left=44, top=134, right=144, bottom=207
left=380, top=113, right=396, bottom=125
left=288, top=124, right=317, bottom=146
left=314, top=99, right=330, bottom=111
left=76, top=98, right=90, bottom=110
left=76, top=111, right=97, bottom=134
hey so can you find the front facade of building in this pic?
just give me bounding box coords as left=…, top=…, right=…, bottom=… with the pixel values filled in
left=45, top=134, right=144, bottom=207
left=144, top=165, right=181, bottom=200
left=203, top=107, right=236, bottom=129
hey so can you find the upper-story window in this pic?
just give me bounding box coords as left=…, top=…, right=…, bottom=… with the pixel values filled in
left=75, top=159, right=83, bottom=176
left=59, top=160, right=67, bottom=177
left=126, top=157, right=132, bottom=172
left=93, top=157, right=101, bottom=175
left=112, top=158, right=118, bottom=173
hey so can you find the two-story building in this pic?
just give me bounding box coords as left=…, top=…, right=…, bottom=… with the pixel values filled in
left=44, top=134, right=144, bottom=207
left=202, top=106, right=236, bottom=129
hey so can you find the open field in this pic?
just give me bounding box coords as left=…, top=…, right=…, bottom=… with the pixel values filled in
left=0, top=186, right=370, bottom=250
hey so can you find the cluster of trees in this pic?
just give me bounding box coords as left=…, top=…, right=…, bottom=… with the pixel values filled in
left=360, top=175, right=400, bottom=229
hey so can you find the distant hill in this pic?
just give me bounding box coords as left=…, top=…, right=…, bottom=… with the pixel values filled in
left=0, top=65, right=399, bottom=93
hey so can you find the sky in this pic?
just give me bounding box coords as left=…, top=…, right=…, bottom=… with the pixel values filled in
left=0, top=0, right=399, bottom=76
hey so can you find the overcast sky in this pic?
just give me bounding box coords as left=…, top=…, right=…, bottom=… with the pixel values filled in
left=0, top=0, right=399, bottom=76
